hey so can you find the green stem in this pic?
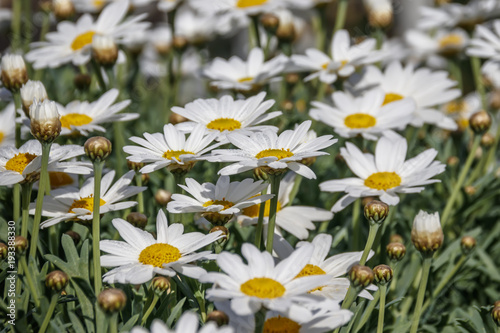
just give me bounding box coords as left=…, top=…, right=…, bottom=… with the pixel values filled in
left=250, top=15, right=262, bottom=49
left=29, top=142, right=52, bottom=259
left=484, top=125, right=500, bottom=170
left=377, top=285, right=387, bottom=333
left=141, top=293, right=159, bottom=326
left=39, top=293, right=58, bottom=333
left=353, top=291, right=380, bottom=333
left=466, top=150, right=487, bottom=186
left=255, top=308, right=267, bottom=333
left=266, top=174, right=282, bottom=253
left=11, top=0, right=22, bottom=51
left=441, top=136, right=481, bottom=228
left=113, top=122, right=125, bottom=177
left=471, top=57, right=487, bottom=110
left=410, top=257, right=432, bottom=333
left=360, top=223, right=380, bottom=265
left=286, top=175, right=303, bottom=207
left=254, top=188, right=268, bottom=250
left=20, top=256, right=40, bottom=308
left=13, top=184, right=20, bottom=223
left=91, top=60, right=107, bottom=92
left=135, top=173, right=144, bottom=214
left=22, top=0, right=31, bottom=52
left=352, top=199, right=361, bottom=250
left=448, top=58, right=463, bottom=93
left=333, top=0, right=349, bottom=33
left=20, top=183, right=32, bottom=235
left=92, top=161, right=104, bottom=297
left=172, top=173, right=185, bottom=224
left=109, top=313, right=118, bottom=333
left=40, top=12, right=50, bottom=42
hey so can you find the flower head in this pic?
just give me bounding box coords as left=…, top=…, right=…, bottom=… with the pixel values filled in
left=411, top=210, right=444, bottom=256
left=29, top=100, right=62, bottom=143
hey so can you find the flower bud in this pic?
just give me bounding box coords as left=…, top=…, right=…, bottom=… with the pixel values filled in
left=126, top=212, right=148, bottom=229
left=169, top=113, right=189, bottom=125
left=92, top=35, right=119, bottom=67
left=364, top=200, right=389, bottom=225
left=14, top=236, right=29, bottom=254
left=155, top=189, right=172, bottom=206
left=389, top=234, right=403, bottom=244
left=469, top=110, right=492, bottom=134
left=285, top=73, right=300, bottom=86
left=386, top=242, right=406, bottom=262
left=480, top=133, right=495, bottom=148
left=46, top=270, right=69, bottom=292
left=20, top=80, right=48, bottom=117
left=373, top=264, right=393, bottom=285
left=203, top=212, right=233, bottom=227
left=74, top=74, right=91, bottom=91
left=1, top=54, right=28, bottom=91
left=206, top=310, right=230, bottom=327
left=84, top=136, right=112, bottom=162
left=492, top=306, right=500, bottom=327
left=253, top=167, right=269, bottom=181
left=460, top=236, right=476, bottom=255
left=495, top=301, right=500, bottom=307
left=210, top=226, right=229, bottom=245
left=127, top=160, right=145, bottom=172
left=275, top=10, right=295, bottom=43
left=0, top=242, right=7, bottom=259
left=447, top=156, right=459, bottom=167
left=98, top=288, right=127, bottom=314
left=490, top=90, right=500, bottom=110
left=411, top=211, right=444, bottom=257
left=151, top=276, right=171, bottom=295
left=464, top=185, right=476, bottom=196
left=52, top=0, right=75, bottom=20
left=364, top=0, right=393, bottom=28
left=260, top=13, right=280, bottom=34
left=348, top=264, right=374, bottom=289
left=141, top=173, right=150, bottom=185
left=172, top=36, right=188, bottom=53
left=29, top=100, right=61, bottom=143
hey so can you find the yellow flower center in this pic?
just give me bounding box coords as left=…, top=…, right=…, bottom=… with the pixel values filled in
left=49, top=172, right=75, bottom=189
left=93, top=0, right=105, bottom=8
left=382, top=93, right=404, bottom=106
left=295, top=264, right=327, bottom=292
left=238, top=76, right=254, bottom=83
left=322, top=60, right=348, bottom=71
left=206, top=118, right=242, bottom=132
left=459, top=118, right=469, bottom=129
left=5, top=153, right=37, bottom=174
left=236, top=0, right=267, bottom=8
left=162, top=150, right=194, bottom=161
left=344, top=113, right=377, bottom=129
left=439, top=34, right=463, bottom=49
left=0, top=131, right=4, bottom=143
left=68, top=195, right=106, bottom=214
left=203, top=199, right=234, bottom=210
left=364, top=172, right=402, bottom=191
left=71, top=31, right=96, bottom=51
left=60, top=113, right=93, bottom=129
left=255, top=149, right=293, bottom=160
left=263, top=316, right=301, bottom=333
left=138, top=243, right=181, bottom=268
left=240, top=277, right=286, bottom=299
left=241, top=198, right=282, bottom=218
left=445, top=100, right=466, bottom=114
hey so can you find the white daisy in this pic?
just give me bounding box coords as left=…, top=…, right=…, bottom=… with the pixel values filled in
left=158, top=0, right=182, bottom=13
left=202, top=48, right=289, bottom=92
left=167, top=175, right=274, bottom=225
left=200, top=242, right=331, bottom=316
left=33, top=170, right=146, bottom=228
left=405, top=28, right=469, bottom=59
left=349, top=61, right=460, bottom=130
left=0, top=140, right=91, bottom=186
left=131, top=312, right=234, bottom=333
left=172, top=92, right=281, bottom=141
left=123, top=124, right=221, bottom=174
left=441, top=92, right=482, bottom=131
left=291, top=29, right=382, bottom=84
left=189, top=0, right=284, bottom=16
left=310, top=89, right=415, bottom=140
left=482, top=60, right=500, bottom=90
left=274, top=234, right=376, bottom=300
left=238, top=172, right=333, bottom=240
left=0, top=103, right=16, bottom=147
left=101, top=209, right=223, bottom=284
left=211, top=120, right=337, bottom=179
left=26, top=0, right=150, bottom=69
left=467, top=20, right=500, bottom=61
left=320, top=134, right=446, bottom=212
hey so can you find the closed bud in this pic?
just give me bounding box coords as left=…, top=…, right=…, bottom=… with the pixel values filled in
left=64, top=231, right=81, bottom=244
left=210, top=226, right=229, bottom=245
left=447, top=156, right=459, bottom=167
left=253, top=167, right=269, bottom=181
left=390, top=234, right=403, bottom=244
left=155, top=189, right=172, bottom=206
left=30, top=100, right=61, bottom=143
left=492, top=306, right=500, bottom=327
left=260, top=13, right=280, bottom=34
left=52, top=0, right=75, bottom=20
left=481, top=133, right=495, bottom=148
left=84, top=136, right=112, bottom=162
left=460, top=236, right=476, bottom=255
left=126, top=212, right=148, bottom=229
left=14, top=236, right=29, bottom=254
left=364, top=0, right=393, bottom=28
left=206, top=310, right=230, bottom=327
left=172, top=36, right=188, bottom=53
left=98, top=288, right=127, bottom=314
left=0, top=242, right=7, bottom=259
left=373, top=264, right=393, bottom=285
left=348, top=264, right=374, bottom=289
left=1, top=54, right=28, bottom=91
left=386, top=242, right=406, bottom=262
left=285, top=73, right=300, bottom=86
left=127, top=160, right=145, bottom=172
left=203, top=212, right=233, bottom=226
left=469, top=110, right=492, bottom=134
left=364, top=200, right=389, bottom=225
left=275, top=10, right=295, bottom=43
left=151, top=276, right=171, bottom=294
left=46, top=270, right=69, bottom=292
left=411, top=211, right=444, bottom=257
left=490, top=90, right=500, bottom=110
left=169, top=113, right=189, bottom=125
left=142, top=173, right=150, bottom=185
left=74, top=74, right=91, bottom=91
left=92, top=35, right=119, bottom=67
left=20, top=80, right=48, bottom=117
left=464, top=185, right=476, bottom=196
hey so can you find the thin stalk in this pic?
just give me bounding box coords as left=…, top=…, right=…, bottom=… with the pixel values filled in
left=317, top=6, right=328, bottom=52
left=470, top=57, right=487, bottom=110
left=410, top=257, right=432, bottom=333
left=484, top=125, right=500, bottom=170
left=352, top=199, right=361, bottom=250
left=91, top=61, right=107, bottom=92
left=250, top=15, right=262, bottom=49
left=39, top=294, right=58, bottom=333
left=39, top=12, right=50, bottom=42
left=135, top=173, right=144, bottom=214
left=172, top=173, right=185, bottom=224
left=286, top=175, right=303, bottom=207
left=113, top=122, right=125, bottom=177
left=360, top=223, right=380, bottom=265
left=441, top=136, right=481, bottom=228
left=13, top=93, right=22, bottom=222
left=466, top=150, right=487, bottom=186
left=13, top=184, right=20, bottom=222
left=19, top=256, right=40, bottom=308
left=109, top=313, right=118, bottom=333
left=22, top=0, right=31, bottom=52
left=353, top=291, right=380, bottom=333
left=141, top=293, right=159, bottom=326
left=92, top=161, right=104, bottom=297
left=266, top=174, right=282, bottom=253
left=254, top=188, right=268, bottom=250
left=29, top=142, right=52, bottom=259
left=448, top=58, right=463, bottom=93
left=11, top=0, right=22, bottom=51
left=377, top=285, right=387, bottom=333
left=255, top=308, right=267, bottom=333
left=333, top=0, right=349, bottom=33
left=20, top=183, right=32, bottom=239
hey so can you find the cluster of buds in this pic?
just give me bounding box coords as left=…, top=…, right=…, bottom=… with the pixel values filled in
left=84, top=137, right=112, bottom=162
left=1, top=54, right=28, bottom=91
left=411, top=211, right=444, bottom=257
left=20, top=80, right=48, bottom=117
left=29, top=100, right=62, bottom=144
left=98, top=288, right=127, bottom=314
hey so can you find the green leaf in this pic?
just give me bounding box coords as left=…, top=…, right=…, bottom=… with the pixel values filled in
left=166, top=297, right=186, bottom=328
left=120, top=313, right=140, bottom=331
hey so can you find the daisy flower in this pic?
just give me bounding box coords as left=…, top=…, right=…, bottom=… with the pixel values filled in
left=131, top=312, right=234, bottom=333
left=291, top=29, right=382, bottom=84
left=0, top=103, right=16, bottom=147
left=171, top=92, right=281, bottom=141
left=211, top=120, right=337, bottom=179
left=349, top=61, right=460, bottom=130
left=101, top=210, right=223, bottom=284
left=33, top=170, right=146, bottom=228
left=482, top=60, right=500, bottom=90
left=26, top=0, right=150, bottom=69
left=189, top=0, right=284, bottom=16
left=441, top=92, right=482, bottom=131
left=0, top=140, right=91, bottom=186
left=274, top=234, right=376, bottom=300
left=167, top=175, right=274, bottom=225
left=202, top=48, right=289, bottom=92
left=238, top=172, right=333, bottom=240
left=158, top=0, right=182, bottom=13
left=467, top=20, right=500, bottom=61
left=320, top=134, right=446, bottom=212
left=123, top=124, right=221, bottom=174
left=405, top=28, right=469, bottom=59
left=200, top=242, right=331, bottom=316
left=310, top=89, right=415, bottom=140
